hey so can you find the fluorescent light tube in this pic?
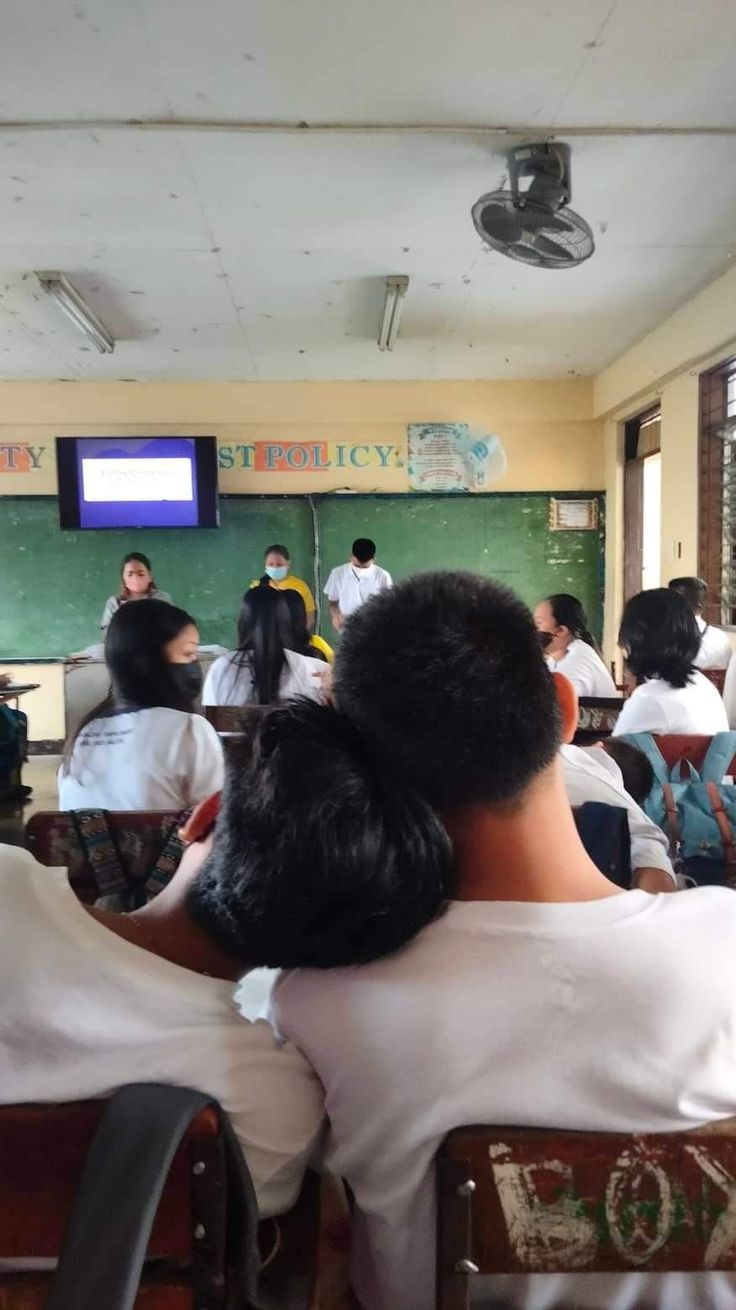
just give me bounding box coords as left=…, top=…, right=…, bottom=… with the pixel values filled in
left=35, top=271, right=115, bottom=354
left=378, top=275, right=409, bottom=352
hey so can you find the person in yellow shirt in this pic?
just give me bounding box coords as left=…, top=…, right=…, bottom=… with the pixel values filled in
left=250, top=544, right=333, bottom=662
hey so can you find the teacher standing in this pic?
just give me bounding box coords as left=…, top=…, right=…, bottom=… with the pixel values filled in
left=100, top=552, right=172, bottom=633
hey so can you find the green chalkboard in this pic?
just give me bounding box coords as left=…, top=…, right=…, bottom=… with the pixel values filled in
left=0, top=492, right=605, bottom=657
left=0, top=497, right=313, bottom=657
left=315, top=493, right=605, bottom=641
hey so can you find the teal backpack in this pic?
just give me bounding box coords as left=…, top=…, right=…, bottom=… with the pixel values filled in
left=620, top=732, right=736, bottom=867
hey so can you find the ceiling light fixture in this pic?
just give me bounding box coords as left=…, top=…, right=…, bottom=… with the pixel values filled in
left=35, top=271, right=115, bottom=354
left=378, top=275, right=409, bottom=352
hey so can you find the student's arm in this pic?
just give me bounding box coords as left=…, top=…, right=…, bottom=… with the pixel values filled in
left=324, top=570, right=343, bottom=632
left=185, top=717, right=225, bottom=805
left=329, top=601, right=343, bottom=632
left=562, top=747, right=676, bottom=888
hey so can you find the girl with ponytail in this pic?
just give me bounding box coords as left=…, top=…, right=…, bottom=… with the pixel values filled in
left=533, top=592, right=618, bottom=698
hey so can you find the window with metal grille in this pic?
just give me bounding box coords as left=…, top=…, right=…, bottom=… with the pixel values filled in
left=699, top=358, right=736, bottom=626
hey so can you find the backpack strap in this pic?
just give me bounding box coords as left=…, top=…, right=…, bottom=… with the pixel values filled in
left=618, top=732, right=671, bottom=785
left=700, top=732, right=736, bottom=783
left=143, top=806, right=193, bottom=901
left=46, top=1083, right=262, bottom=1310
left=661, top=783, right=681, bottom=849
left=706, top=782, right=736, bottom=866
left=69, top=809, right=129, bottom=901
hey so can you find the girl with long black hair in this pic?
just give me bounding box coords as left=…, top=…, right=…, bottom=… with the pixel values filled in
left=533, top=592, right=618, bottom=698
left=202, top=581, right=327, bottom=707
left=59, top=599, right=223, bottom=810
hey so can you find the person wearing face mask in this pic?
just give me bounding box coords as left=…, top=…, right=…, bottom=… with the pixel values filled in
left=533, top=592, right=618, bottom=699
left=324, top=537, right=393, bottom=633
left=100, top=551, right=172, bottom=634
left=249, top=544, right=317, bottom=633
left=58, top=600, right=224, bottom=812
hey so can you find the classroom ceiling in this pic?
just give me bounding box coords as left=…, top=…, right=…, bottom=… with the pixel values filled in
left=0, top=0, right=735, bottom=381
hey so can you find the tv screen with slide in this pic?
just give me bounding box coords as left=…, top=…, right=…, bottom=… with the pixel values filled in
left=56, top=436, right=219, bottom=529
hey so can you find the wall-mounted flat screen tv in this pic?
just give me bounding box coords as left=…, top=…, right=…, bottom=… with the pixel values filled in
left=56, top=436, right=219, bottom=529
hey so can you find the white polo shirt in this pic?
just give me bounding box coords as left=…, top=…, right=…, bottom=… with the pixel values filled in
left=546, top=639, right=618, bottom=699
left=560, top=743, right=674, bottom=881
left=0, top=846, right=323, bottom=1218
left=202, top=648, right=326, bottom=707
left=324, top=562, right=393, bottom=619
left=694, top=615, right=733, bottom=671
left=613, top=670, right=729, bottom=737
left=58, top=707, right=224, bottom=811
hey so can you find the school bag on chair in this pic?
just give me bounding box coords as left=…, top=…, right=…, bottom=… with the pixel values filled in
left=620, top=732, right=736, bottom=881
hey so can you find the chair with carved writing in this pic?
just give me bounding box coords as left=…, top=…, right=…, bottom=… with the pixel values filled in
left=573, top=697, right=624, bottom=745
left=436, top=1120, right=736, bottom=1309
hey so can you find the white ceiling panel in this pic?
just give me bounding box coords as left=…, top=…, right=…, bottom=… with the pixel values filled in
left=0, top=0, right=735, bottom=379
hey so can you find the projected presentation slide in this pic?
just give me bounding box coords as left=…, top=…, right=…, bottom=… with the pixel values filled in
left=76, top=437, right=199, bottom=528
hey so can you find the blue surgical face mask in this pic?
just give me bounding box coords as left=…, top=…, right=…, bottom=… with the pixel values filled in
left=266, top=565, right=288, bottom=582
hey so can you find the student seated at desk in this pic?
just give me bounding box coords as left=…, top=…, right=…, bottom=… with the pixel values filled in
left=59, top=600, right=223, bottom=812
left=614, top=587, right=729, bottom=737
left=669, top=575, right=733, bottom=671
left=100, top=551, right=171, bottom=633
left=0, top=797, right=323, bottom=1218
left=553, top=672, right=675, bottom=893
left=534, top=592, right=618, bottom=698
left=264, top=572, right=736, bottom=1310
left=203, top=582, right=327, bottom=707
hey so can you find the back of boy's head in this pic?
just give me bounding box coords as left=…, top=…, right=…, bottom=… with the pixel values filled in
left=668, top=576, right=708, bottom=615
left=187, top=697, right=454, bottom=968
left=600, top=738, right=654, bottom=807
left=334, top=570, right=561, bottom=810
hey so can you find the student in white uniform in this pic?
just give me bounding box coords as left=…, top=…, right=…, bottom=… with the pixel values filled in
left=614, top=587, right=729, bottom=737
left=100, top=551, right=172, bottom=632
left=668, top=575, right=733, bottom=670
left=533, top=592, right=618, bottom=698
left=202, top=582, right=327, bottom=707
left=59, top=599, right=223, bottom=811
left=0, top=803, right=323, bottom=1218
left=269, top=572, right=736, bottom=1310
left=552, top=670, right=675, bottom=892
left=324, top=537, right=392, bottom=632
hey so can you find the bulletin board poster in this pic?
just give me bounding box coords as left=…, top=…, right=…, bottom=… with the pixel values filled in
left=407, top=423, right=508, bottom=493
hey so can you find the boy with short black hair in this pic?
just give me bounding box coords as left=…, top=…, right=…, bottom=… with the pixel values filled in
left=272, top=570, right=736, bottom=1310
left=323, top=538, right=392, bottom=632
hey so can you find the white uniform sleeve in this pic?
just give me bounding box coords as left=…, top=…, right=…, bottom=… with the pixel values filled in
left=723, top=656, right=736, bottom=729
left=100, top=596, right=117, bottom=631
left=561, top=745, right=675, bottom=882
left=183, top=716, right=225, bottom=805
left=201, top=658, right=223, bottom=708
left=381, top=570, right=393, bottom=589
left=324, top=568, right=340, bottom=602
left=612, top=688, right=668, bottom=736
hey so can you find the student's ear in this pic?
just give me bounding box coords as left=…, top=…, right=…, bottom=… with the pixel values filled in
left=551, top=672, right=579, bottom=745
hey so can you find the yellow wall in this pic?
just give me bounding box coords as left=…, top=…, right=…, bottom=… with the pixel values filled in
left=595, top=263, right=736, bottom=660
left=0, top=379, right=603, bottom=496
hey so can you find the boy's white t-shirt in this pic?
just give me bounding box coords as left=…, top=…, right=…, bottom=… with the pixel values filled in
left=0, top=846, right=323, bottom=1216
left=613, top=670, right=729, bottom=737
left=58, top=707, right=224, bottom=811
left=323, top=563, right=393, bottom=618
left=545, top=639, right=618, bottom=699
left=273, top=888, right=736, bottom=1310
left=694, top=615, right=733, bottom=671
left=202, top=648, right=325, bottom=707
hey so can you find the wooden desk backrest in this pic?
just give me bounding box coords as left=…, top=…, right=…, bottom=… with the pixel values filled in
left=437, top=1120, right=736, bottom=1309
